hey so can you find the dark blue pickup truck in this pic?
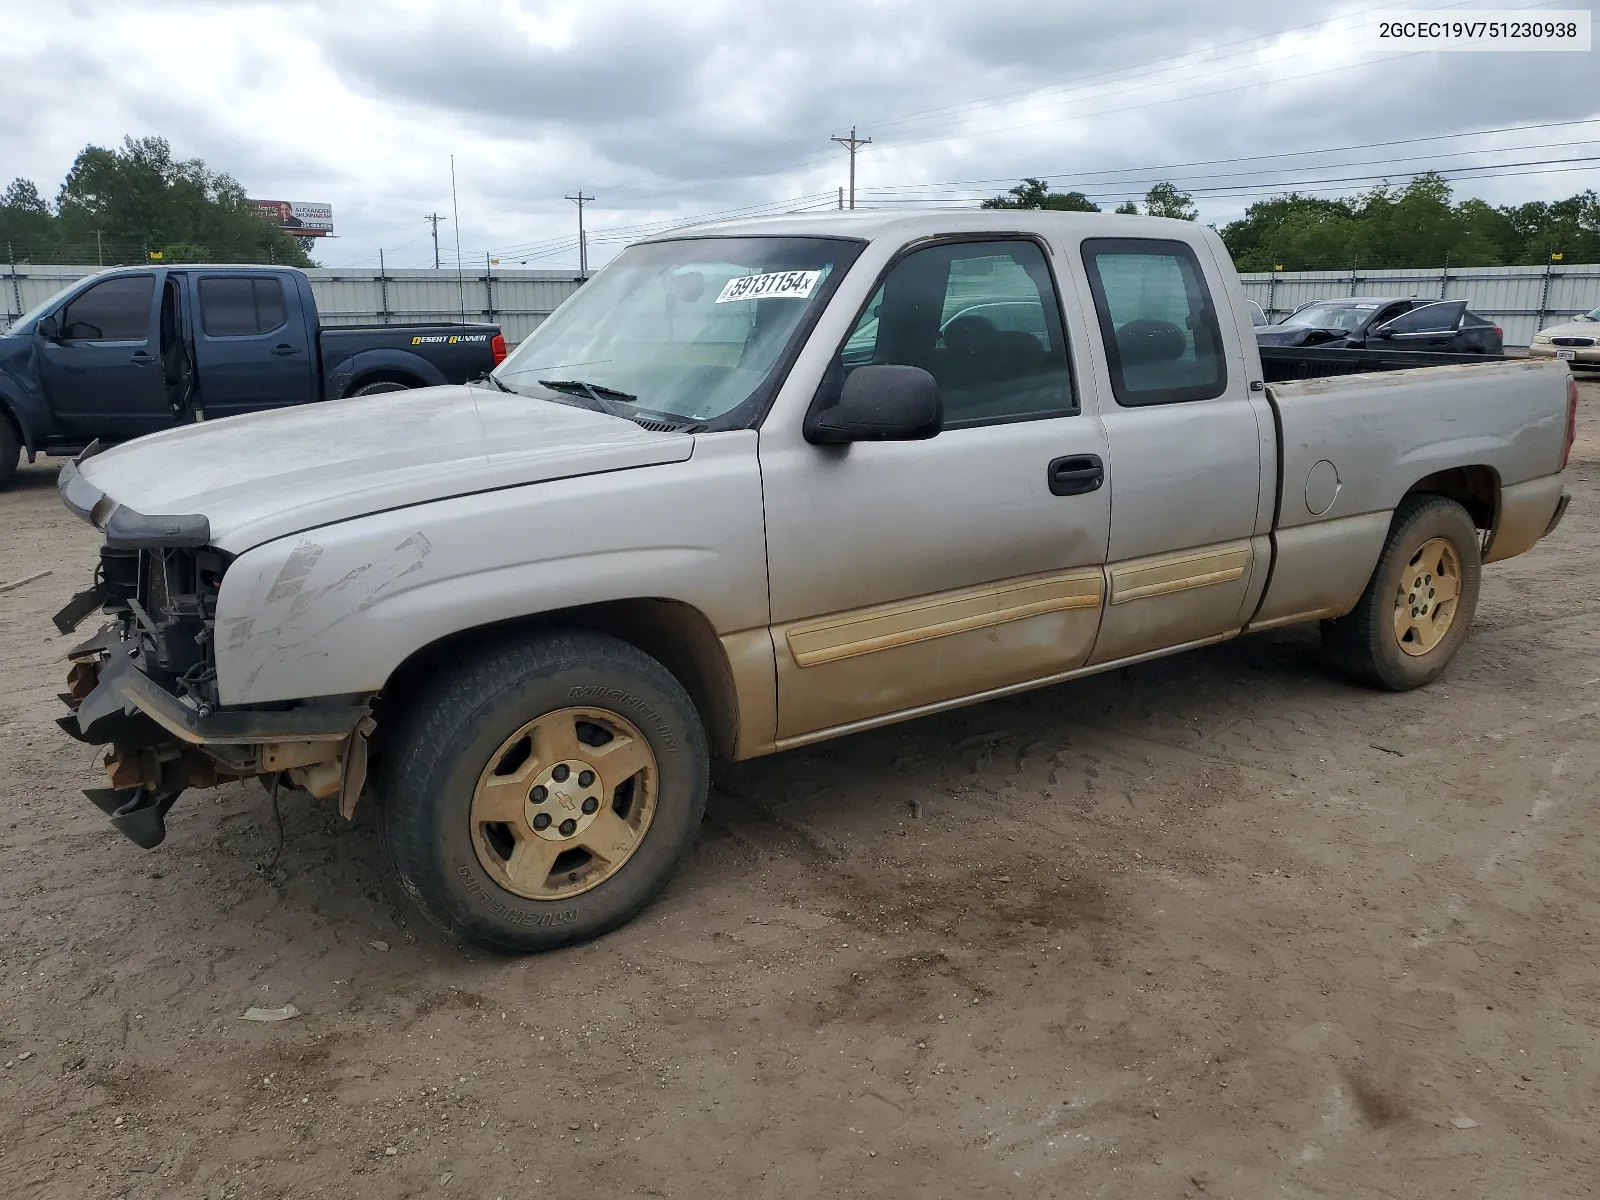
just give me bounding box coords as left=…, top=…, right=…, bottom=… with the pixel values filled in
left=0, top=264, right=505, bottom=487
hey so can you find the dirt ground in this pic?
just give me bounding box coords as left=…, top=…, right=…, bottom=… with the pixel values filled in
left=1, top=383, right=1597, bottom=1200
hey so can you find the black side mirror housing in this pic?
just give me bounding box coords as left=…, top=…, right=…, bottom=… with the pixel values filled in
left=36, top=314, right=60, bottom=341
left=1372, top=325, right=1394, bottom=339
left=805, top=364, right=943, bottom=445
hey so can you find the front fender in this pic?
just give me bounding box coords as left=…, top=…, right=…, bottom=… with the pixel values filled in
left=0, top=374, right=46, bottom=457
left=211, top=434, right=769, bottom=705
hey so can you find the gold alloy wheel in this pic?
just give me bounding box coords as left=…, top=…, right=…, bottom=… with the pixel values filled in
left=1393, top=536, right=1462, bottom=657
left=469, top=706, right=658, bottom=901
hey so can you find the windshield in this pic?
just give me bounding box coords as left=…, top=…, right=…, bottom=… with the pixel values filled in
left=1581, top=306, right=1600, bottom=321
left=494, top=236, right=863, bottom=425
left=1281, top=301, right=1381, bottom=332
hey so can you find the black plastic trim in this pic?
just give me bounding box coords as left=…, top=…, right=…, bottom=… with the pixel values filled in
left=102, top=505, right=210, bottom=550
left=57, top=458, right=212, bottom=549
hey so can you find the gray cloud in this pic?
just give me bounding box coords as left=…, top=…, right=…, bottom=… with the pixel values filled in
left=2, top=0, right=1597, bottom=269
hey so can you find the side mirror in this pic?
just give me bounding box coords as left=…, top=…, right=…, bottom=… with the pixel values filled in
left=36, top=314, right=60, bottom=341
left=1372, top=325, right=1394, bottom=339
left=806, top=364, right=943, bottom=445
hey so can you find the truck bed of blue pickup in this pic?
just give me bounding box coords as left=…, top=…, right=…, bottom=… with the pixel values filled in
left=0, top=264, right=506, bottom=485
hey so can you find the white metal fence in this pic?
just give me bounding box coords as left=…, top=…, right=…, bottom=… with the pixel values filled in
left=9, top=260, right=1599, bottom=348
left=1240, top=264, right=1600, bottom=347
left=3, top=264, right=587, bottom=346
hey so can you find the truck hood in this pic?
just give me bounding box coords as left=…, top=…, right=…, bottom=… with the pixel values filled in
left=70, top=385, right=694, bottom=552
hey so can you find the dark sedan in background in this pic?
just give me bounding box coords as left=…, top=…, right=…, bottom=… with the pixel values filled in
left=1256, top=296, right=1503, bottom=354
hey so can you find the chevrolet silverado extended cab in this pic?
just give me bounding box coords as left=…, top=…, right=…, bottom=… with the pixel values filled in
left=0, top=264, right=505, bottom=488
left=52, top=212, right=1576, bottom=953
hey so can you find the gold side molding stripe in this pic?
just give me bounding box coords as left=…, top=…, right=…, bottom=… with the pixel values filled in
left=1109, top=543, right=1251, bottom=606
left=785, top=569, right=1104, bottom=668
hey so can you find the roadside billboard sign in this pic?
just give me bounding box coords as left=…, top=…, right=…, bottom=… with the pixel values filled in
left=250, top=200, right=334, bottom=236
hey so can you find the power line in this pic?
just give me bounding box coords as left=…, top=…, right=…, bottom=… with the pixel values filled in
left=861, top=119, right=1600, bottom=195
left=853, top=155, right=1600, bottom=208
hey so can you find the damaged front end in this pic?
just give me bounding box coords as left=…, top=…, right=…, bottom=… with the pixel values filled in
left=55, top=458, right=374, bottom=849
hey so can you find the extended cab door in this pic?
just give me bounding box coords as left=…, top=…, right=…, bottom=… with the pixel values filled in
left=189, top=271, right=317, bottom=418
left=760, top=236, right=1112, bottom=744
left=38, top=272, right=170, bottom=442
left=1074, top=235, right=1273, bottom=663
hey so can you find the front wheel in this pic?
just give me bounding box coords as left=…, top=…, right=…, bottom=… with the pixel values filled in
left=1322, top=495, right=1482, bottom=690
left=379, top=630, right=709, bottom=952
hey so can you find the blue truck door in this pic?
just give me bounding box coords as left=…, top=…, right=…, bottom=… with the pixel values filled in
left=191, top=272, right=317, bottom=418
left=40, top=272, right=170, bottom=441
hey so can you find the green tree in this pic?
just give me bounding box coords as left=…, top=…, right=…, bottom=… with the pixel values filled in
left=1141, top=181, right=1198, bottom=221
left=2, top=136, right=313, bottom=265
left=1113, top=201, right=1139, bottom=215
left=982, top=178, right=1100, bottom=211
left=1, top=178, right=58, bottom=258
left=53, top=136, right=312, bottom=265
left=1219, top=175, right=1600, bottom=270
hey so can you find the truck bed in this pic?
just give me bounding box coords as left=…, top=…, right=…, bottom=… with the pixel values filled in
left=1259, top=344, right=1507, bottom=383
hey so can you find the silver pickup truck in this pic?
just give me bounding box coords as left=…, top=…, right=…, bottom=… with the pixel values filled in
left=53, top=212, right=1576, bottom=952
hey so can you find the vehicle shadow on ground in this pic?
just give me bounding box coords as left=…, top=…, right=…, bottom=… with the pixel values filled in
left=4, top=457, right=67, bottom=492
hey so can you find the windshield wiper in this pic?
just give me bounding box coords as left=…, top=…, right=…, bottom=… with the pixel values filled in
left=483, top=372, right=516, bottom=393
left=538, top=379, right=639, bottom=406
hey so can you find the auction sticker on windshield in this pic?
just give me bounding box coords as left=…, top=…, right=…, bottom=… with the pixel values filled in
left=716, top=270, right=822, bottom=304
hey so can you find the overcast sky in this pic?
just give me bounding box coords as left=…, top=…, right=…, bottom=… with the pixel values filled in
left=3, top=0, right=1598, bottom=269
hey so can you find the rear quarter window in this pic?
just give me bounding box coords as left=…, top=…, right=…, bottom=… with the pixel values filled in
left=1081, top=238, right=1227, bottom=407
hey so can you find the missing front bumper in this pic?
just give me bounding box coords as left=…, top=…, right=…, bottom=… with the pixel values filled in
left=59, top=631, right=374, bottom=848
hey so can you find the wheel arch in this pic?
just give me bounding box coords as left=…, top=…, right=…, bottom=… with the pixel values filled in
left=0, top=389, right=35, bottom=459
left=375, top=598, right=745, bottom=762
left=326, top=347, right=445, bottom=398
left=1401, top=464, right=1499, bottom=535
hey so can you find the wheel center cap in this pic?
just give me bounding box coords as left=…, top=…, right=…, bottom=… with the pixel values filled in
left=527, top=759, right=603, bottom=842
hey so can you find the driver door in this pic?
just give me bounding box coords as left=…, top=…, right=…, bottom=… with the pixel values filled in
left=1373, top=300, right=1468, bottom=349
left=760, top=237, right=1112, bottom=743
left=40, top=272, right=170, bottom=442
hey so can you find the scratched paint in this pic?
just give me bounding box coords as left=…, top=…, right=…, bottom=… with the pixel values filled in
left=236, top=532, right=434, bottom=695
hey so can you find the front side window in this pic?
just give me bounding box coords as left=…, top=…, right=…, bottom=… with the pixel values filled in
left=199, top=277, right=287, bottom=337
left=1082, top=238, right=1226, bottom=406
left=494, top=236, right=863, bottom=427
left=59, top=274, right=155, bottom=342
left=833, top=238, right=1075, bottom=427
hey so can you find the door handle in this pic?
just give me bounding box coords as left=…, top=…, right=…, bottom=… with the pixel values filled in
left=1047, top=454, right=1104, bottom=496
left=271, top=343, right=297, bottom=357
left=130, top=351, right=156, bottom=366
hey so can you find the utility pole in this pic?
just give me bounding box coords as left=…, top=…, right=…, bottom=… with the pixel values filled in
left=450, top=155, right=466, bottom=321
left=425, top=212, right=447, bottom=268
left=566, top=191, right=594, bottom=276
left=830, top=127, right=871, bottom=210
left=838, top=187, right=844, bottom=210
left=95, top=230, right=103, bottom=267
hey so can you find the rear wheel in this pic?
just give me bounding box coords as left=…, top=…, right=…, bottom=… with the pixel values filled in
left=1322, top=495, right=1482, bottom=690
left=0, top=419, right=19, bottom=490
left=379, top=629, right=709, bottom=952
left=348, top=379, right=413, bottom=397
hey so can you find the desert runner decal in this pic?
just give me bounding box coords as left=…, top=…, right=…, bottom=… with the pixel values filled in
left=715, top=270, right=822, bottom=304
